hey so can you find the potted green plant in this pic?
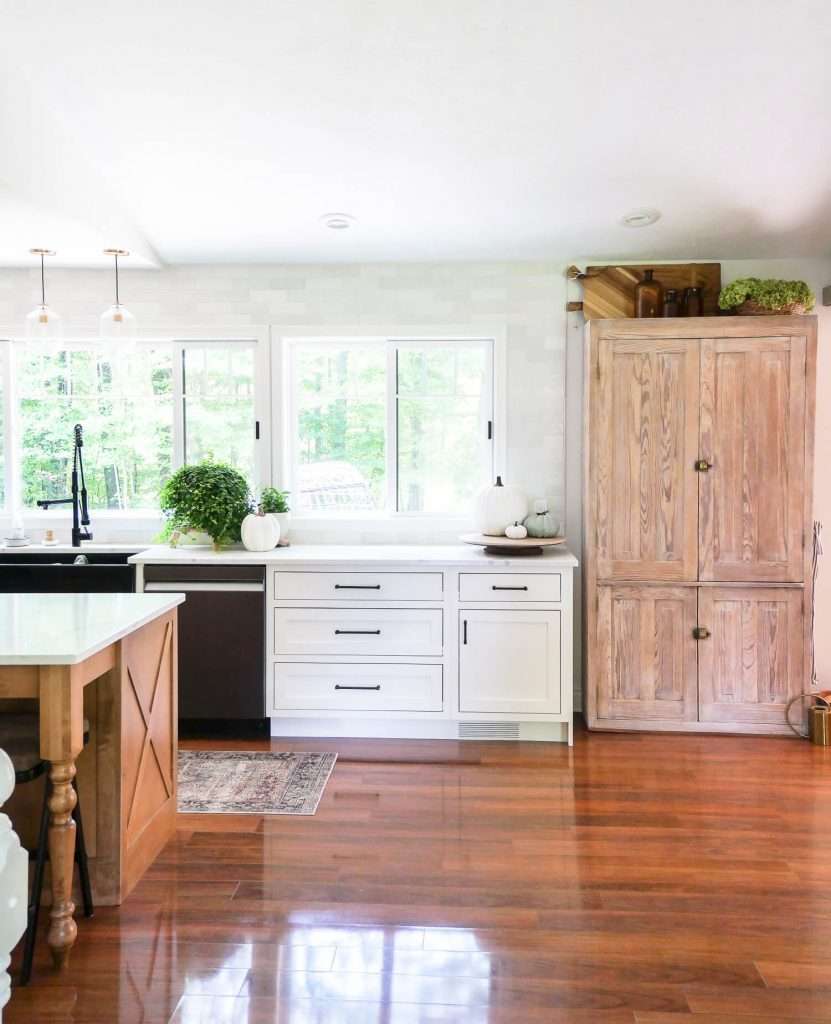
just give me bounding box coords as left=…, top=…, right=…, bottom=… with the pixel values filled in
left=719, top=278, right=815, bottom=316
left=160, top=460, right=252, bottom=550
left=260, top=486, right=291, bottom=542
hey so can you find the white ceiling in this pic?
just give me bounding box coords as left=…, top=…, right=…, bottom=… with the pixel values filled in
left=1, top=0, right=829, bottom=266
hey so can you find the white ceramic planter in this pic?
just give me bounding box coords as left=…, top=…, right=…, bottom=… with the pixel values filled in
left=271, top=512, right=290, bottom=542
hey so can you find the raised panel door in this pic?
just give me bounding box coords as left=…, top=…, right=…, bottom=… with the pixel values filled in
left=595, top=337, right=699, bottom=581
left=698, top=587, right=804, bottom=725
left=596, top=585, right=698, bottom=721
left=699, top=336, right=806, bottom=581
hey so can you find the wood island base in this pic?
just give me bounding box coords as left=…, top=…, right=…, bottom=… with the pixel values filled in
left=0, top=607, right=178, bottom=967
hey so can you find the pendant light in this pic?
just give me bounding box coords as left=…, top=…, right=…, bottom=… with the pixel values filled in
left=25, top=248, right=62, bottom=339
left=100, top=248, right=135, bottom=337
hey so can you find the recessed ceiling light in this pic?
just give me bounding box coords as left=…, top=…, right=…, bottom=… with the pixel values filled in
left=621, top=208, right=661, bottom=228
left=321, top=212, right=355, bottom=230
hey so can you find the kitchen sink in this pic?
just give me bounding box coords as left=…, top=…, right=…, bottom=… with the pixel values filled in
left=0, top=551, right=134, bottom=565
left=0, top=550, right=138, bottom=591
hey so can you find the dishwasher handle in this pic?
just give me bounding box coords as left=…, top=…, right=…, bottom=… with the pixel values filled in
left=144, top=581, right=265, bottom=593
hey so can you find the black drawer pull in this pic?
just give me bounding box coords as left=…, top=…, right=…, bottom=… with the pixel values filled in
left=335, top=684, right=381, bottom=691
left=491, top=585, right=529, bottom=591
left=463, top=619, right=468, bottom=644
left=334, top=629, right=381, bottom=635
left=335, top=584, right=382, bottom=590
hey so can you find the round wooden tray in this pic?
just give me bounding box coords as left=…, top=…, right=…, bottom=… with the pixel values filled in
left=460, top=533, right=566, bottom=556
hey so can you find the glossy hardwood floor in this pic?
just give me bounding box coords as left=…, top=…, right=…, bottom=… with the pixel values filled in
left=8, top=725, right=831, bottom=1023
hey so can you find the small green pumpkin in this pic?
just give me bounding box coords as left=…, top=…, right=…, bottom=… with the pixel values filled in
left=524, top=500, right=559, bottom=538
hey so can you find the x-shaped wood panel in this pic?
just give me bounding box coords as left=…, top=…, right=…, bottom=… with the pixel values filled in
left=124, top=620, right=174, bottom=838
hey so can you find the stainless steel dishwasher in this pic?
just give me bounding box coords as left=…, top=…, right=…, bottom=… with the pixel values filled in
left=142, top=563, right=267, bottom=736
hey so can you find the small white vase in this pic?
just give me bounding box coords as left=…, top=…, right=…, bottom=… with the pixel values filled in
left=271, top=511, right=290, bottom=543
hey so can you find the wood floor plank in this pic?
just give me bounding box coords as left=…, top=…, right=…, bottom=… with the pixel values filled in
left=7, top=726, right=830, bottom=1024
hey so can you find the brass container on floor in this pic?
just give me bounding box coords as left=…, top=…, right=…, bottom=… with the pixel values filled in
left=809, top=703, right=831, bottom=745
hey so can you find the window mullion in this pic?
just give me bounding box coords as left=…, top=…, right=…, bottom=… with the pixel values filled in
left=385, top=341, right=398, bottom=514
left=2, top=342, right=17, bottom=514
left=172, top=343, right=186, bottom=469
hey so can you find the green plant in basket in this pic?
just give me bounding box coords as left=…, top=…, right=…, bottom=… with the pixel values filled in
left=159, top=460, right=252, bottom=549
left=719, top=277, right=815, bottom=314
left=260, top=487, right=290, bottom=514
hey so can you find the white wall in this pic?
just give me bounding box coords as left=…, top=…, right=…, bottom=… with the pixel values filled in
left=6, top=256, right=830, bottom=702
left=0, top=262, right=567, bottom=543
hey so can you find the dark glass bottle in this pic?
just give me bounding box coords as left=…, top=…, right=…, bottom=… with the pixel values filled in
left=683, top=286, right=703, bottom=317
left=662, top=288, right=680, bottom=317
left=634, top=269, right=663, bottom=318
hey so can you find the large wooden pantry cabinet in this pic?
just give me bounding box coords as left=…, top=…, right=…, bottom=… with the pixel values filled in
left=584, top=316, right=817, bottom=735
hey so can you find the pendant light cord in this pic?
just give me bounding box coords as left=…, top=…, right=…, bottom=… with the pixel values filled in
left=114, top=252, right=120, bottom=306
left=40, top=253, right=46, bottom=306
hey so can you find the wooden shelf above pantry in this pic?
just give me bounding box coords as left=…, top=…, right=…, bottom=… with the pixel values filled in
left=568, top=262, right=721, bottom=319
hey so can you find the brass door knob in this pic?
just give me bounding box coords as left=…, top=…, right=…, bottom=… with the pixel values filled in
left=694, top=459, right=713, bottom=472
left=692, top=626, right=711, bottom=640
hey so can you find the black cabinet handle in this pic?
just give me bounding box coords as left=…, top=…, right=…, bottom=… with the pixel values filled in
left=491, top=585, right=529, bottom=591
left=335, top=584, right=381, bottom=590
left=463, top=619, right=468, bottom=645
left=334, top=629, right=381, bottom=635
left=335, top=684, right=381, bottom=691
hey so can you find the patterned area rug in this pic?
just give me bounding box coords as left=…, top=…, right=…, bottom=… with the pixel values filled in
left=177, top=750, right=337, bottom=815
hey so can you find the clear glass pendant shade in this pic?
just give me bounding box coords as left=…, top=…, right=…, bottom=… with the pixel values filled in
left=26, top=249, right=62, bottom=339
left=99, top=302, right=136, bottom=337
left=25, top=303, right=62, bottom=339
left=100, top=249, right=135, bottom=339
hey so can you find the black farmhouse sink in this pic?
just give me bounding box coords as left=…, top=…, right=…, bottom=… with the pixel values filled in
left=0, top=551, right=137, bottom=592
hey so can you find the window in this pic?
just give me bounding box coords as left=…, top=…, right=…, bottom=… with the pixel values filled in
left=286, top=337, right=495, bottom=516
left=0, top=344, right=7, bottom=510
left=3, top=337, right=262, bottom=513
left=180, top=344, right=257, bottom=482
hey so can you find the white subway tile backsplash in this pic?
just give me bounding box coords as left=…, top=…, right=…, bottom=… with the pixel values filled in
left=0, top=260, right=567, bottom=543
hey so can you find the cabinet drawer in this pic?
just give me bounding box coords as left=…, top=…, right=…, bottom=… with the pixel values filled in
left=459, top=573, right=561, bottom=603
left=274, top=607, right=443, bottom=656
left=275, top=571, right=442, bottom=601
left=274, top=663, right=443, bottom=712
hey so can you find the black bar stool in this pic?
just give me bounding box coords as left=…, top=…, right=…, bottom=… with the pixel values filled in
left=0, top=713, right=94, bottom=985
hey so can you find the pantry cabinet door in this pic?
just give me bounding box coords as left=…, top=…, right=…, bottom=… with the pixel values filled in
left=596, top=585, right=699, bottom=722
left=594, top=336, right=699, bottom=581
left=698, top=587, right=804, bottom=726
left=699, top=336, right=806, bottom=582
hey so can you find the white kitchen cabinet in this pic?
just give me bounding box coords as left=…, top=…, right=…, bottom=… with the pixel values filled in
left=459, top=609, right=562, bottom=715
left=132, top=544, right=576, bottom=744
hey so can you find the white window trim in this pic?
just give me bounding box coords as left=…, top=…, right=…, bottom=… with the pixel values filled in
left=0, top=325, right=270, bottom=530
left=271, top=323, right=507, bottom=527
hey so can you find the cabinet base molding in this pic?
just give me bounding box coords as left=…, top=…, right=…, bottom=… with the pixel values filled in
left=586, top=718, right=796, bottom=737
left=270, top=716, right=572, bottom=743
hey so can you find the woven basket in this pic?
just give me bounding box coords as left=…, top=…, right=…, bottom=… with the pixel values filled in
left=734, top=298, right=807, bottom=316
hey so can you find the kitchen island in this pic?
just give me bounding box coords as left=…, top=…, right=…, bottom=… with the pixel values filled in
left=0, top=592, right=183, bottom=968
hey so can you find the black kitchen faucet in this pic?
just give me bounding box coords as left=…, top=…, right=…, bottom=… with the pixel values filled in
left=36, top=423, right=93, bottom=547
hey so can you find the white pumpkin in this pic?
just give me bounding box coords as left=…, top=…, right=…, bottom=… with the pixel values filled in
left=474, top=476, right=528, bottom=536
left=505, top=521, right=528, bottom=540
left=241, top=507, right=281, bottom=551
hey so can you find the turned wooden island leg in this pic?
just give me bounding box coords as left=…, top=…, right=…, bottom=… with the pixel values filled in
left=46, top=760, right=78, bottom=966
left=39, top=664, right=84, bottom=969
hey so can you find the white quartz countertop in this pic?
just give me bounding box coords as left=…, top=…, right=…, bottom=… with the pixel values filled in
left=130, top=543, right=578, bottom=568
left=0, top=543, right=144, bottom=555
left=0, top=593, right=185, bottom=665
